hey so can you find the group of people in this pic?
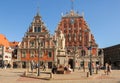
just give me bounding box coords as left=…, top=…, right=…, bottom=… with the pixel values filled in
left=52, top=64, right=72, bottom=74
left=30, top=61, right=112, bottom=75
left=30, top=61, right=47, bottom=72
left=64, top=65, right=72, bottom=72
left=88, top=62, right=112, bottom=75
left=0, top=63, right=12, bottom=69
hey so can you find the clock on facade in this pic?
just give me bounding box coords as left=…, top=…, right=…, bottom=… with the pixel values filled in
left=70, top=18, right=74, bottom=24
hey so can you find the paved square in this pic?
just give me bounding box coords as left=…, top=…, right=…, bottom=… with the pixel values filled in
left=0, top=68, right=120, bottom=83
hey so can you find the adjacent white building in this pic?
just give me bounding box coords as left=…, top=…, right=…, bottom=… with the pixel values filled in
left=0, top=34, right=12, bottom=67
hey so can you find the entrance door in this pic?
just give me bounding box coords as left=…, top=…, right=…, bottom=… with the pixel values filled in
left=68, top=59, right=73, bottom=69
left=22, top=61, right=26, bottom=68
left=48, top=62, right=52, bottom=68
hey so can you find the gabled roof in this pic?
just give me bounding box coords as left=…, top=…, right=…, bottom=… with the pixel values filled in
left=26, top=12, right=49, bottom=35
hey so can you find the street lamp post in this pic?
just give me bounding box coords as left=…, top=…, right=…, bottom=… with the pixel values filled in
left=0, top=45, right=4, bottom=68
left=73, top=51, right=75, bottom=72
left=89, top=41, right=92, bottom=75
left=37, top=39, right=41, bottom=76
left=86, top=28, right=92, bottom=75
left=73, top=47, right=77, bottom=72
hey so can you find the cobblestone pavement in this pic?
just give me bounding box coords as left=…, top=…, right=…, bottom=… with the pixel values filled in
left=0, top=68, right=120, bottom=83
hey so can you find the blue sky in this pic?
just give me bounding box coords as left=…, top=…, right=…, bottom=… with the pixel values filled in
left=0, top=0, right=120, bottom=48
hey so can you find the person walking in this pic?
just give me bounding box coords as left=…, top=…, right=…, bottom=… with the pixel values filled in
left=105, top=63, right=111, bottom=75
left=43, top=63, right=46, bottom=71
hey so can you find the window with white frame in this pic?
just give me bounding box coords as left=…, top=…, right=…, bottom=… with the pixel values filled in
left=74, top=33, right=76, bottom=41
left=30, top=51, right=35, bottom=57
left=22, top=51, right=26, bottom=58
left=68, top=34, right=71, bottom=41
left=40, top=51, right=43, bottom=57
left=30, top=41, right=35, bottom=48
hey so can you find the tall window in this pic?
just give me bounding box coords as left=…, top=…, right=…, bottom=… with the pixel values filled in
left=41, top=42, right=44, bottom=47
left=81, top=50, right=86, bottom=56
left=38, top=27, right=41, bottom=32
left=34, top=27, right=37, bottom=32
left=24, top=42, right=26, bottom=48
left=30, top=51, right=35, bottom=57
left=64, top=34, right=66, bottom=38
left=48, top=52, right=52, bottom=57
left=74, top=33, right=76, bottom=41
left=22, top=51, right=26, bottom=58
left=68, top=34, right=71, bottom=41
left=30, top=41, right=35, bottom=48
left=79, top=33, right=82, bottom=41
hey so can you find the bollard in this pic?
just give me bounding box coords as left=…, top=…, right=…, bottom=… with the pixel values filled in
left=23, top=71, right=27, bottom=76
left=96, top=69, right=98, bottom=74
left=83, top=66, right=85, bottom=72
left=87, top=72, right=89, bottom=77
left=50, top=73, right=53, bottom=79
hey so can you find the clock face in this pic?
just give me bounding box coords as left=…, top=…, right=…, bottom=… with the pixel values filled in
left=70, top=18, right=74, bottom=24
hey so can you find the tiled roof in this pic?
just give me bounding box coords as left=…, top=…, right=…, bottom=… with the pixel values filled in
left=0, top=34, right=9, bottom=47
left=9, top=41, right=19, bottom=47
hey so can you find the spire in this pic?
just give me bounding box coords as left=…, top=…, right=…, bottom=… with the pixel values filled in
left=36, top=0, right=40, bottom=16
left=71, top=0, right=74, bottom=10
left=35, top=6, right=41, bottom=19
left=37, top=6, right=40, bottom=16
left=34, top=6, right=41, bottom=22
left=62, top=0, right=81, bottom=17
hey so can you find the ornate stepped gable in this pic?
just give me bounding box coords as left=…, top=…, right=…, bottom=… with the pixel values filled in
left=20, top=13, right=50, bottom=49
left=19, top=12, right=54, bottom=64
left=27, top=13, right=48, bottom=33
left=57, top=10, right=98, bottom=56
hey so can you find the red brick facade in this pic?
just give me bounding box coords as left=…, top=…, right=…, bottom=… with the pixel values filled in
left=57, top=10, right=98, bottom=56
